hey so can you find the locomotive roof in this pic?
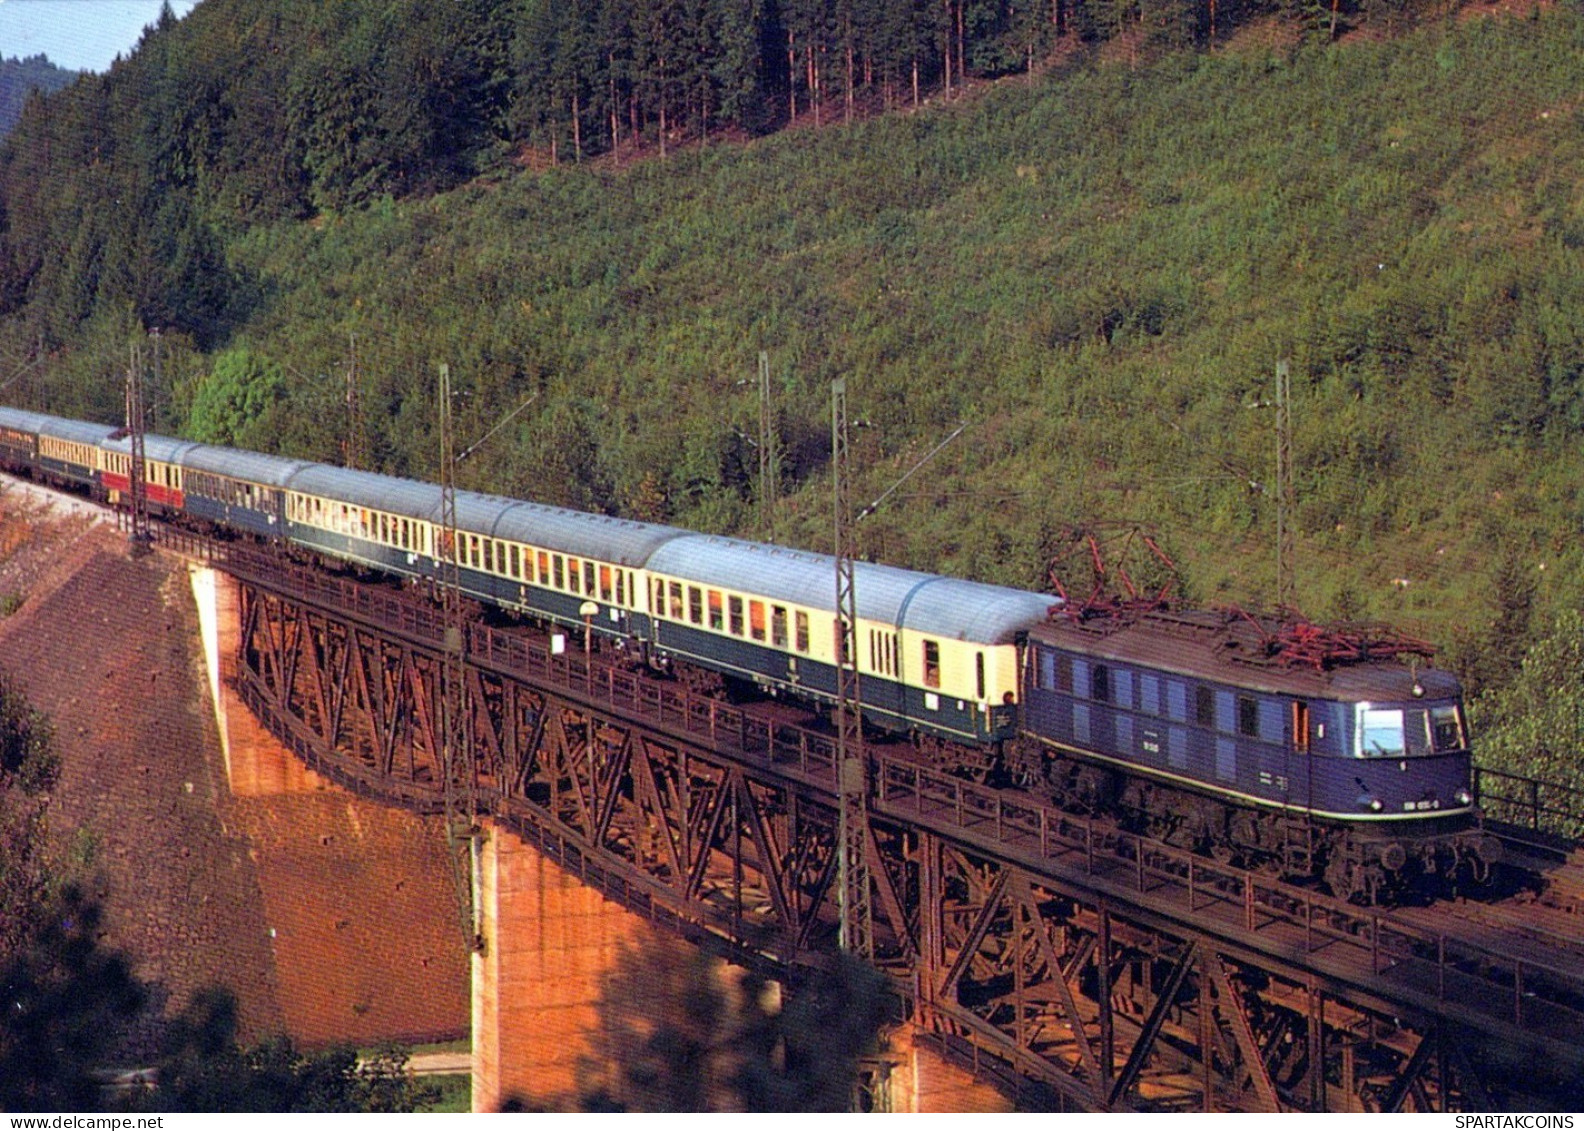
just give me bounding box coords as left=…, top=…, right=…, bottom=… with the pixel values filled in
left=646, top=535, right=1056, bottom=644
left=1028, top=609, right=1460, bottom=702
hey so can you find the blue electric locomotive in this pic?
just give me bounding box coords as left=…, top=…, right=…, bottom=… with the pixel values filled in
left=1015, top=607, right=1495, bottom=900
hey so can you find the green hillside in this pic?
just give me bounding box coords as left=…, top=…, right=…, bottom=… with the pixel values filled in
left=4, top=5, right=1584, bottom=706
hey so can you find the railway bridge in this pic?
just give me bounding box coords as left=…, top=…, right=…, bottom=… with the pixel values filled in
left=169, top=529, right=1584, bottom=1113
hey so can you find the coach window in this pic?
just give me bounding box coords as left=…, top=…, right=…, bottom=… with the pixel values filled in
left=599, top=565, right=613, bottom=601
left=584, top=561, right=597, bottom=597
left=1092, top=665, right=1110, bottom=703
left=688, top=587, right=704, bottom=626
left=976, top=652, right=986, bottom=701
left=771, top=607, right=788, bottom=648
left=652, top=579, right=666, bottom=614
left=552, top=555, right=565, bottom=590
left=795, top=611, right=810, bottom=653
left=508, top=545, right=520, bottom=579
left=728, top=596, right=745, bottom=636
left=749, top=601, right=766, bottom=642
left=923, top=640, right=941, bottom=689
left=669, top=582, right=684, bottom=620
left=708, top=590, right=725, bottom=631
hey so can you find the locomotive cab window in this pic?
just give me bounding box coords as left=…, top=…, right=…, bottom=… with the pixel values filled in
left=1430, top=705, right=1465, bottom=752
left=1358, top=707, right=1406, bottom=758
left=1404, top=704, right=1469, bottom=757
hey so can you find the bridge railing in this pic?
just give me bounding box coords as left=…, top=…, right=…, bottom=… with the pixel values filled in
left=1475, top=765, right=1584, bottom=841
left=875, top=755, right=1584, bottom=1038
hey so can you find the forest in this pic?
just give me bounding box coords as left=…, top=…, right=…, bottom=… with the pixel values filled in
left=0, top=56, right=78, bottom=136
left=0, top=0, right=1582, bottom=778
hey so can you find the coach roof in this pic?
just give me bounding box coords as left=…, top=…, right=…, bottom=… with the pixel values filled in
left=647, top=535, right=1053, bottom=644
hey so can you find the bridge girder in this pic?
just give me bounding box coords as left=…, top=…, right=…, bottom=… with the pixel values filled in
left=229, top=572, right=1555, bottom=1112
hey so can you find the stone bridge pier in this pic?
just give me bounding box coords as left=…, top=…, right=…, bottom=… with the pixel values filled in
left=471, top=821, right=1012, bottom=1112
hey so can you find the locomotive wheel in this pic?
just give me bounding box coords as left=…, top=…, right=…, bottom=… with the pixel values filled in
left=1380, top=841, right=1408, bottom=873
left=1324, top=853, right=1364, bottom=903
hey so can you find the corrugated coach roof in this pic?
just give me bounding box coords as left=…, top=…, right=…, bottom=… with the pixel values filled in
left=488, top=500, right=687, bottom=566
left=284, top=462, right=442, bottom=519
left=0, top=406, right=116, bottom=441
left=101, top=433, right=206, bottom=466
left=179, top=443, right=318, bottom=488
left=646, top=535, right=1053, bottom=644
left=277, top=462, right=688, bottom=564
left=4, top=408, right=122, bottom=447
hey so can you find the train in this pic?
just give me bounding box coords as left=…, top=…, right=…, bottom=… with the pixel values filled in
left=0, top=403, right=1500, bottom=902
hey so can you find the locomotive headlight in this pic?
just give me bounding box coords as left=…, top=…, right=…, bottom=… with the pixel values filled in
left=1455, top=789, right=1472, bottom=807
left=1369, top=798, right=1384, bottom=813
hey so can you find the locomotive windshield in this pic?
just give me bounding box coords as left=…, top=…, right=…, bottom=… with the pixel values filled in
left=1356, top=702, right=1466, bottom=758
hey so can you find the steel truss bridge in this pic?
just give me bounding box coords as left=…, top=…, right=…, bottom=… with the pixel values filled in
left=173, top=533, right=1584, bottom=1112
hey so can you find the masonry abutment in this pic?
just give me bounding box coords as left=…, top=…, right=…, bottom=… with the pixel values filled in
left=191, top=564, right=325, bottom=795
